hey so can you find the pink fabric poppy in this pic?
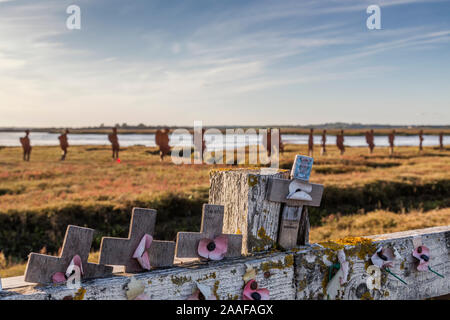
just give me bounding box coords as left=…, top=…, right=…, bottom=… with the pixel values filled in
left=242, top=280, right=269, bottom=301
left=52, top=272, right=67, bottom=284
left=371, top=247, right=395, bottom=269
left=133, top=234, right=153, bottom=270
left=412, top=245, right=430, bottom=271
left=198, top=235, right=228, bottom=261
left=52, top=254, right=83, bottom=284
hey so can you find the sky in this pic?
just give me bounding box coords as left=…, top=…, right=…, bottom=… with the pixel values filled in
left=0, top=0, right=449, bottom=127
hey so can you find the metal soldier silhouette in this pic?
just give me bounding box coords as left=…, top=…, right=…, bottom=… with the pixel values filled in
left=155, top=128, right=171, bottom=161
left=439, top=132, right=444, bottom=151
left=263, top=128, right=283, bottom=158
left=58, top=129, right=69, bottom=161
left=308, top=128, right=314, bottom=157
left=202, top=128, right=206, bottom=156
left=419, top=130, right=424, bottom=153
left=336, top=130, right=345, bottom=155
left=265, top=128, right=272, bottom=157
left=279, top=128, right=284, bottom=154
left=108, top=127, right=120, bottom=160
left=366, top=129, right=375, bottom=154
left=388, top=130, right=395, bottom=155
left=321, top=130, right=327, bottom=155
left=20, top=130, right=32, bottom=161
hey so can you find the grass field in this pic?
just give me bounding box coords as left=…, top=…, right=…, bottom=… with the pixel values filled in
left=1, top=143, right=449, bottom=277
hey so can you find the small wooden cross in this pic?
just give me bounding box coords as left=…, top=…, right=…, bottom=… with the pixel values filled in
left=99, top=207, right=175, bottom=273
left=175, top=204, right=243, bottom=259
left=266, top=155, right=324, bottom=249
left=24, top=225, right=113, bottom=284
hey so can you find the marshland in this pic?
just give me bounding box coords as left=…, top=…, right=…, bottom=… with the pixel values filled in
left=1, top=141, right=449, bottom=277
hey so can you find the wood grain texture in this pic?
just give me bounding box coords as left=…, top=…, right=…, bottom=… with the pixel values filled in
left=99, top=208, right=175, bottom=272
left=209, top=169, right=289, bottom=253
left=278, top=206, right=303, bottom=249
left=266, top=178, right=324, bottom=207
left=295, top=226, right=450, bottom=300
left=1, top=253, right=295, bottom=300
left=175, top=204, right=242, bottom=259
left=24, top=225, right=112, bottom=284
left=297, top=207, right=310, bottom=246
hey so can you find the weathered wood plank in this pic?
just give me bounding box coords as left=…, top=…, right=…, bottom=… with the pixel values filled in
left=297, top=207, right=310, bottom=246
left=278, top=206, right=303, bottom=249
left=2, top=226, right=448, bottom=300
left=1, top=253, right=295, bottom=300
left=295, top=226, right=450, bottom=300
left=209, top=169, right=289, bottom=253
left=267, top=178, right=324, bottom=207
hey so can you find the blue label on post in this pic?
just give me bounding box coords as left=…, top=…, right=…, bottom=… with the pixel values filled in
left=291, top=155, right=314, bottom=181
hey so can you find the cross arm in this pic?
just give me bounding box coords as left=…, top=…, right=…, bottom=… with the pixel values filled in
left=24, top=254, right=62, bottom=284
left=225, top=234, right=243, bottom=257
left=175, top=232, right=204, bottom=258
left=266, top=178, right=324, bottom=207
left=99, top=237, right=132, bottom=265
left=148, top=240, right=176, bottom=268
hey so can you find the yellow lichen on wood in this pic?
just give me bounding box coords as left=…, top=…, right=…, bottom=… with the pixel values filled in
left=212, top=280, right=220, bottom=300
left=171, top=275, right=192, bottom=286
left=248, top=175, right=259, bottom=187
left=259, top=254, right=294, bottom=272
left=227, top=293, right=239, bottom=300
left=197, top=272, right=217, bottom=281
left=297, top=278, right=308, bottom=291
left=333, top=236, right=374, bottom=246
left=73, top=287, right=86, bottom=300
left=360, top=291, right=374, bottom=300
left=257, top=227, right=273, bottom=243
left=319, top=237, right=377, bottom=264
left=250, top=227, right=276, bottom=252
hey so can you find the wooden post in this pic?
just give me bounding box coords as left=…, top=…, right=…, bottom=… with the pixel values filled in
left=24, top=225, right=113, bottom=284
left=266, top=155, right=324, bottom=249
left=209, top=168, right=289, bottom=254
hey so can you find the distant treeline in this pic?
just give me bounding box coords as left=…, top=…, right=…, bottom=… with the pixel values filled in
left=1, top=122, right=449, bottom=136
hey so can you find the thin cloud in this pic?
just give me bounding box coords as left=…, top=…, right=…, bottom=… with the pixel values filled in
left=0, top=0, right=449, bottom=126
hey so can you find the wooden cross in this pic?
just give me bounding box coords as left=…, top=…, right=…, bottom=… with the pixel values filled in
left=99, top=207, right=175, bottom=273
left=24, top=225, right=113, bottom=284
left=175, top=204, right=243, bottom=259
left=266, top=155, right=324, bottom=249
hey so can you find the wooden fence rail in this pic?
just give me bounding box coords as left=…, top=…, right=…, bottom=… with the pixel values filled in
left=1, top=226, right=448, bottom=300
